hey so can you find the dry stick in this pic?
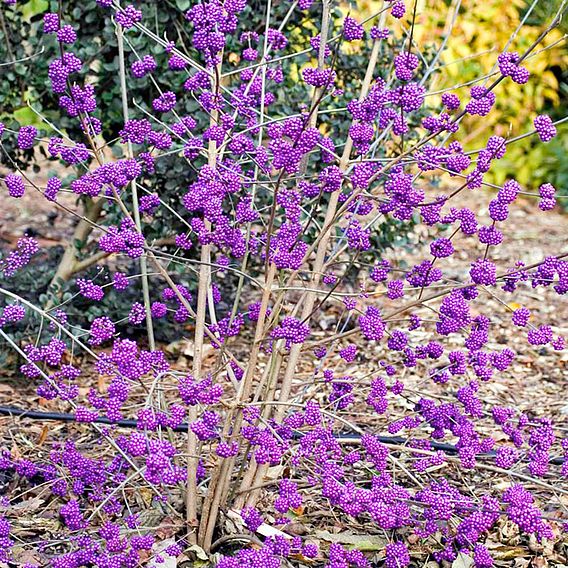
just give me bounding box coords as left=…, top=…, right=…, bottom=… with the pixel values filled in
left=240, top=37, right=384, bottom=508
left=116, top=24, right=155, bottom=351
left=186, top=194, right=212, bottom=539
left=316, top=0, right=332, bottom=69
left=195, top=36, right=293, bottom=539
left=256, top=345, right=286, bottom=414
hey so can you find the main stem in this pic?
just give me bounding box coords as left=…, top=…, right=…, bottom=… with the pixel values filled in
left=238, top=37, right=383, bottom=505
left=196, top=263, right=277, bottom=549
left=191, top=57, right=224, bottom=545
left=116, top=25, right=156, bottom=351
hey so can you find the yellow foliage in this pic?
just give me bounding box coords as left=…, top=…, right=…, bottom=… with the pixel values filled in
left=350, top=0, right=566, bottom=182
left=338, top=0, right=564, bottom=146
left=414, top=0, right=566, bottom=139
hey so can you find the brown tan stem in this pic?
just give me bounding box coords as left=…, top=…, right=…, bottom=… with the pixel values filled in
left=239, top=37, right=382, bottom=506
left=47, top=197, right=105, bottom=302
left=188, top=58, right=224, bottom=544
left=196, top=262, right=277, bottom=550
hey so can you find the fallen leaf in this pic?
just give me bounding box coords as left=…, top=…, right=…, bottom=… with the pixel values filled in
left=314, top=530, right=387, bottom=551
left=155, top=516, right=184, bottom=540
left=138, top=488, right=154, bottom=508
left=284, top=521, right=308, bottom=535
left=452, top=552, right=474, bottom=568
left=136, top=508, right=165, bottom=528
left=186, top=544, right=209, bottom=561
left=150, top=538, right=177, bottom=567
left=11, top=496, right=44, bottom=512
left=167, top=340, right=215, bottom=360
left=37, top=425, right=49, bottom=446
left=265, top=465, right=286, bottom=481
left=257, top=522, right=292, bottom=540
left=227, top=509, right=290, bottom=541
left=491, top=546, right=529, bottom=560
left=10, top=548, right=41, bottom=565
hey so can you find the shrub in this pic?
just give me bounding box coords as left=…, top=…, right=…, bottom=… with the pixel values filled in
left=0, top=0, right=422, bottom=329
left=0, top=0, right=566, bottom=566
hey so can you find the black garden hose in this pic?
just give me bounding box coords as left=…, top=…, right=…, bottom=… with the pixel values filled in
left=0, top=405, right=563, bottom=465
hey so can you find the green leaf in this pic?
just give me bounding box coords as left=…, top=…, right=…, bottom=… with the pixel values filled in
left=13, top=106, right=43, bottom=129
left=21, top=0, right=49, bottom=22
left=176, top=0, right=191, bottom=10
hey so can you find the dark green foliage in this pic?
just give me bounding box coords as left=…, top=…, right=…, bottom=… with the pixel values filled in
left=0, top=0, right=436, bottom=342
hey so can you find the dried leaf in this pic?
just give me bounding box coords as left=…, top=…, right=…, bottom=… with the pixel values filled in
left=424, top=462, right=448, bottom=473
left=284, top=521, right=308, bottom=535
left=155, top=516, right=184, bottom=540
left=492, top=546, right=529, bottom=560
left=186, top=544, right=209, bottom=561
left=11, top=496, right=44, bottom=512
left=136, top=508, right=164, bottom=527
left=37, top=425, right=49, bottom=446
left=265, top=465, right=286, bottom=480
left=227, top=509, right=290, bottom=541
left=138, top=487, right=154, bottom=507
left=452, top=552, right=474, bottom=568
left=314, top=530, right=387, bottom=551
left=257, top=522, right=292, bottom=540
left=10, top=548, right=41, bottom=565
